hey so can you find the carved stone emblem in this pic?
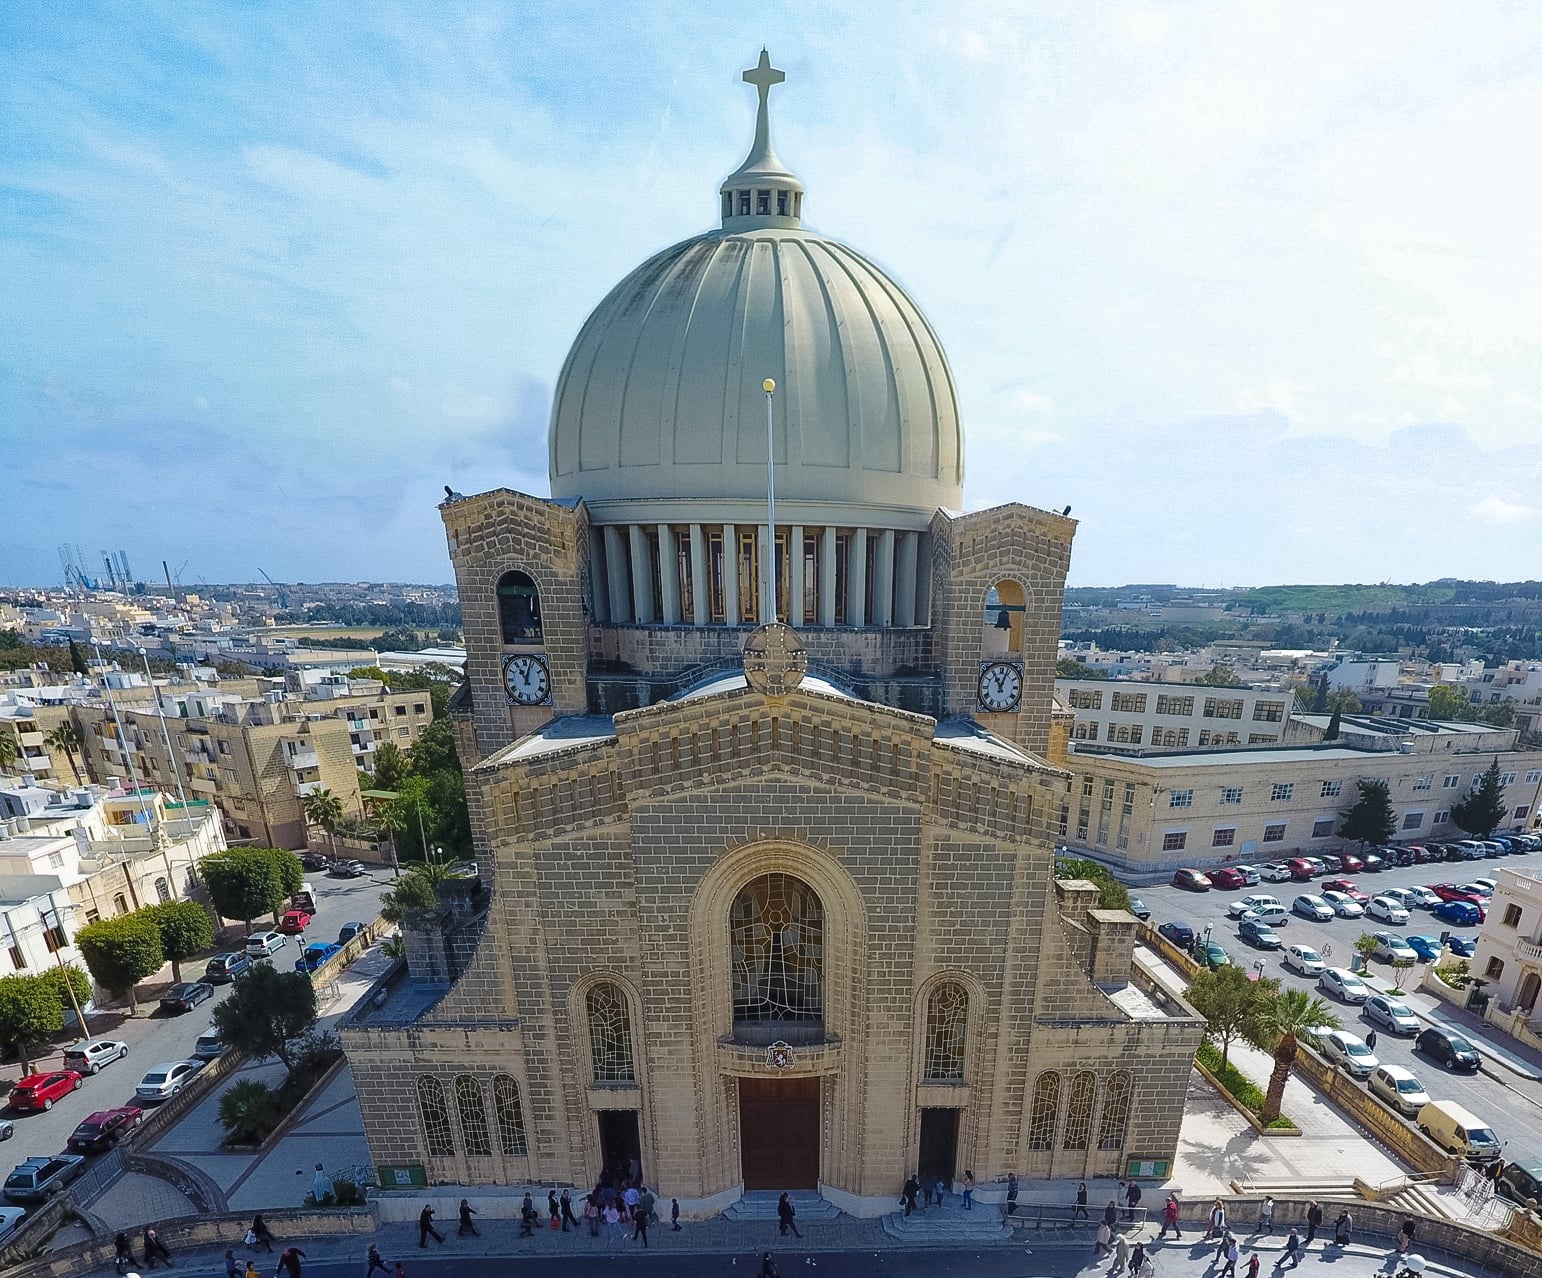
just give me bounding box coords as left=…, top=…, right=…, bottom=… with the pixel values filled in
left=742, top=623, right=808, bottom=698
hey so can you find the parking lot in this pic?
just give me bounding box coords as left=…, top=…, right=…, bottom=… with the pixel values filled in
left=1133, top=847, right=1542, bottom=1163
left=1, top=866, right=389, bottom=1194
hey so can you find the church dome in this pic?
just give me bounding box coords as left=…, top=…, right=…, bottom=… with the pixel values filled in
left=548, top=54, right=963, bottom=520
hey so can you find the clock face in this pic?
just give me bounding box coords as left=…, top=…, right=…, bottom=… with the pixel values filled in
left=977, top=661, right=1023, bottom=713
left=503, top=653, right=551, bottom=706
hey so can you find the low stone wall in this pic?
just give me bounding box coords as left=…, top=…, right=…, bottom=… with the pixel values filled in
left=1420, top=964, right=1470, bottom=1009
left=121, top=1048, right=246, bottom=1153
left=1138, top=922, right=1201, bottom=979
left=0, top=1193, right=81, bottom=1270
left=1192, top=1057, right=1297, bottom=1137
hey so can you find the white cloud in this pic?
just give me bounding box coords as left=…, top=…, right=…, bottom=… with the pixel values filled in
left=1472, top=496, right=1538, bottom=526
left=1012, top=388, right=1056, bottom=416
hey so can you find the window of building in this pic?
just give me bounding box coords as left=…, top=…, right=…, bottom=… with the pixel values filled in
left=1443, top=774, right=1460, bottom=789
left=455, top=1075, right=492, bottom=1156
left=1248, top=734, right=1277, bottom=744
left=737, top=530, right=760, bottom=624
left=1434, top=810, right=1449, bottom=825
left=495, top=571, right=543, bottom=644
left=1027, top=1072, right=1060, bottom=1151
left=1263, top=823, right=1286, bottom=843
left=1064, top=1071, right=1097, bottom=1150
left=1070, top=690, right=1104, bottom=711
left=586, top=983, right=636, bottom=1083
left=923, top=983, right=968, bottom=1080
left=218, top=739, right=229, bottom=755
left=154, top=876, right=171, bottom=903
left=731, top=874, right=823, bottom=1037
left=1111, top=692, right=1147, bottom=714
left=1057, top=803, right=1069, bottom=838
left=1412, top=775, right=1432, bottom=792
left=492, top=1075, right=528, bottom=1156
left=802, top=532, right=820, bottom=624
left=1526, top=770, right=1542, bottom=785
left=756, top=189, right=771, bottom=215
left=395, top=705, right=407, bottom=716
left=832, top=533, right=848, bottom=625
left=1503, top=903, right=1522, bottom=928
left=1516, top=806, right=1532, bottom=821
left=1321, top=780, right=1342, bottom=798
left=8, top=946, right=23, bottom=970
left=1220, top=787, right=1243, bottom=805
left=414, top=703, right=426, bottom=715
left=416, top=1076, right=455, bottom=1158
left=1402, top=811, right=1423, bottom=831
left=1162, top=831, right=1187, bottom=851
left=47, top=852, right=64, bottom=870
left=1312, top=818, right=1336, bottom=838
left=1203, top=698, right=1243, bottom=719
left=1271, top=784, right=1294, bottom=802
left=1098, top=1071, right=1132, bottom=1150
left=237, top=824, right=251, bottom=839
left=113, top=894, right=128, bottom=915
left=1486, top=956, right=1506, bottom=980
left=399, top=728, right=409, bottom=738
left=1156, top=695, right=1194, bottom=716
left=738, top=190, right=751, bottom=216
left=1503, top=772, right=1517, bottom=786
left=1212, top=828, right=1236, bottom=848
left=1253, top=701, right=1285, bottom=722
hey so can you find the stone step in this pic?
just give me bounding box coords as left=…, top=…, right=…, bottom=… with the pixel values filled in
left=721, top=1192, right=843, bottom=1223
left=881, top=1210, right=1014, bottom=1244
left=1385, top=1184, right=1454, bottom=1222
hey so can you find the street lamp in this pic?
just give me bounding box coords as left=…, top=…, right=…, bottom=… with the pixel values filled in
left=39, top=900, right=88, bottom=1033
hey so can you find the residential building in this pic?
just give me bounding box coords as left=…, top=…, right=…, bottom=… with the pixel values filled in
left=1054, top=678, right=1292, bottom=750
left=1468, top=868, right=1542, bottom=1052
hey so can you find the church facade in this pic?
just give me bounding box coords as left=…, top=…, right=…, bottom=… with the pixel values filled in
left=341, top=54, right=1203, bottom=1216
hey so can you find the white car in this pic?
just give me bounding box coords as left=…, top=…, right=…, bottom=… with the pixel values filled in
left=1319, top=967, right=1370, bottom=1003
left=1363, top=994, right=1420, bottom=1036
left=0, top=1205, right=26, bottom=1247
left=245, top=930, right=287, bottom=957
left=1293, top=895, right=1336, bottom=922
left=1261, top=862, right=1294, bottom=883
left=1366, top=896, right=1410, bottom=924
left=135, top=1059, right=204, bottom=1103
left=1235, top=865, right=1261, bottom=886
left=1373, top=932, right=1419, bottom=963
left=1376, top=887, right=1419, bottom=910
left=1321, top=890, right=1365, bottom=919
left=1228, top=894, right=1285, bottom=919
left=1403, top=886, right=1441, bottom=910
left=1318, top=1029, right=1379, bottom=1077
left=1369, top=1063, right=1430, bottom=1116
left=1283, top=944, right=1326, bottom=976
left=62, top=1038, right=128, bottom=1075
left=1468, top=878, right=1497, bottom=897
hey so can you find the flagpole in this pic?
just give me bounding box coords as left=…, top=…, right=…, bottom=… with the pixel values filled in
left=763, top=378, right=777, bottom=624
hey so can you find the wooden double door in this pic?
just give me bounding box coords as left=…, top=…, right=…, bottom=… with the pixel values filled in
left=738, top=1076, right=820, bottom=1189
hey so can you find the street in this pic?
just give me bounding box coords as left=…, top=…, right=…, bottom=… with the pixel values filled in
left=0, top=866, right=390, bottom=1175
left=1134, top=857, right=1542, bottom=1161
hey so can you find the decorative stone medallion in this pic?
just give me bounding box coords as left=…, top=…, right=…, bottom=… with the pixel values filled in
left=766, top=1041, right=795, bottom=1070
left=742, top=622, right=808, bottom=697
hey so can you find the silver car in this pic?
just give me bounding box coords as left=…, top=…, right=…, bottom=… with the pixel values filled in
left=62, top=1038, right=128, bottom=1076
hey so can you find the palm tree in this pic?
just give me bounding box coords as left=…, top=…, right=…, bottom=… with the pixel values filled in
left=302, top=786, right=345, bottom=859
left=43, top=721, right=84, bottom=785
left=371, top=801, right=407, bottom=876
left=0, top=730, right=16, bottom=776
left=1244, top=988, right=1341, bottom=1123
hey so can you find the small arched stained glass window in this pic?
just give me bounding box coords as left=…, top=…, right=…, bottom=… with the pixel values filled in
left=1064, top=1071, right=1097, bottom=1151
left=492, top=1075, right=528, bottom=1156
left=923, top=983, right=967, bottom=1080
left=454, top=1075, right=491, bottom=1157
left=1098, top=1070, right=1132, bottom=1151
left=1028, top=1072, right=1060, bottom=1151
left=587, top=983, right=636, bottom=1083
left=416, top=1075, right=454, bottom=1158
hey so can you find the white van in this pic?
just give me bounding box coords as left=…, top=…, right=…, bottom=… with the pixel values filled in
left=1417, top=1099, right=1502, bottom=1162
left=291, top=882, right=317, bottom=912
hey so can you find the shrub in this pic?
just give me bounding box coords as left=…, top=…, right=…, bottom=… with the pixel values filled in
left=1196, top=1040, right=1299, bottom=1131
left=218, top=1080, right=279, bottom=1145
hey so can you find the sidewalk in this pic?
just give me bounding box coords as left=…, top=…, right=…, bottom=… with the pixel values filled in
left=1359, top=967, right=1542, bottom=1083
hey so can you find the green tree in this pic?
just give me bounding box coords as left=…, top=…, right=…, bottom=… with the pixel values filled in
left=1189, top=965, right=1273, bottom=1072
left=1324, top=707, right=1342, bottom=740
left=147, top=900, right=214, bottom=983
left=212, top=964, right=318, bottom=1071
left=200, top=848, right=288, bottom=928
left=0, top=731, right=16, bottom=775
left=75, top=914, right=164, bottom=1013
left=1427, top=683, right=1474, bottom=721
left=217, top=1079, right=278, bottom=1144
left=67, top=639, right=88, bottom=676
left=1326, top=688, right=1362, bottom=714
left=380, top=862, right=449, bottom=923
left=302, top=787, right=344, bottom=858
left=1055, top=658, right=1108, bottom=680
left=0, top=630, right=22, bottom=650
left=1479, top=701, right=1516, bottom=728
left=1451, top=758, right=1508, bottom=838
left=41, top=964, right=93, bottom=1024
left=370, top=742, right=409, bottom=791
left=1244, top=987, right=1341, bottom=1123
left=1052, top=857, right=1131, bottom=913
left=1195, top=664, right=1244, bottom=687
left=0, top=974, right=69, bottom=1073
left=1339, top=779, right=1397, bottom=849
left=43, top=721, right=84, bottom=784
left=1354, top=933, right=1380, bottom=964
left=263, top=847, right=305, bottom=899
left=408, top=717, right=462, bottom=776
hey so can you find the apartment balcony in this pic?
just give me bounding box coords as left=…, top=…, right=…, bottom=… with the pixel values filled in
left=351, top=741, right=376, bottom=756
left=294, top=779, right=322, bottom=798
left=17, top=731, right=45, bottom=748
left=1519, top=940, right=1542, bottom=962
left=184, top=746, right=216, bottom=767
left=189, top=776, right=219, bottom=796
left=286, top=750, right=320, bottom=771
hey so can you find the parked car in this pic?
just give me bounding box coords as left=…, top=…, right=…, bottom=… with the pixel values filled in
left=204, top=951, right=252, bottom=983
left=1415, top=1026, right=1481, bottom=1073
left=1318, top=967, right=1370, bottom=1003
left=1172, top=868, right=1213, bottom=892
left=1388, top=846, right=1418, bottom=867
left=1458, top=881, right=1495, bottom=899
left=1410, top=845, right=1441, bottom=864
left=1338, top=853, right=1366, bottom=873
left=245, top=931, right=287, bottom=957
left=279, top=909, right=313, bottom=935
left=328, top=860, right=368, bottom=878
left=1317, top=1029, right=1378, bottom=1077
left=1377, top=887, right=1419, bottom=910
left=1234, top=865, right=1261, bottom=886
left=1369, top=1063, right=1430, bottom=1116
left=1283, top=944, right=1325, bottom=975
left=8, top=1070, right=83, bottom=1112
left=1403, top=886, right=1441, bottom=910
left=66, top=1106, right=142, bottom=1153
left=1497, top=1158, right=1542, bottom=1207
left=0, top=1205, right=25, bottom=1245
left=0, top=1120, right=11, bottom=1141
left=299, top=852, right=330, bottom=871
left=1320, top=891, right=1366, bottom=919
left=193, top=1027, right=226, bottom=1061
left=1208, top=867, right=1247, bottom=890
left=2, top=1154, right=85, bottom=1203
left=1366, top=896, right=1410, bottom=924
left=1196, top=941, right=1231, bottom=970
left=1433, top=900, right=1484, bottom=926
left=1418, top=1099, right=1501, bottom=1162
left=1319, top=854, right=1344, bottom=873
left=1372, top=933, right=1419, bottom=964
left=1261, top=862, right=1294, bottom=883
left=1322, top=879, right=1370, bottom=904
left=62, top=1039, right=128, bottom=1076
left=1404, top=935, right=1443, bottom=961
left=1292, top=894, right=1336, bottom=922
left=1363, top=994, right=1421, bottom=1035
left=1429, top=883, right=1483, bottom=904
left=1157, top=922, right=1195, bottom=950
left=1446, top=935, right=1478, bottom=957
left=159, top=982, right=215, bottom=1015
left=135, top=1060, right=204, bottom=1102
left=337, top=921, right=368, bottom=944
left=1287, top=858, right=1318, bottom=882
left=295, top=943, right=343, bottom=973
left=1227, top=894, right=1285, bottom=919
left=1238, top=918, right=1283, bottom=950
left=1361, top=852, right=1387, bottom=872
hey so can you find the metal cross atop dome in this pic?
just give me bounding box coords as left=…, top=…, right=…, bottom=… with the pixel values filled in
left=743, top=49, right=785, bottom=159
left=720, top=49, right=804, bottom=229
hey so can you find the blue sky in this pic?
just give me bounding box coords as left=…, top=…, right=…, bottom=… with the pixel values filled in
left=3, top=2, right=1540, bottom=589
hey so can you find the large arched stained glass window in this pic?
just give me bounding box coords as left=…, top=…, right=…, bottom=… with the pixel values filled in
left=1064, top=1070, right=1097, bottom=1151
left=455, top=1075, right=491, bottom=1156
left=493, top=1075, right=528, bottom=1156
left=416, top=1076, right=454, bottom=1158
left=1098, top=1070, right=1132, bottom=1151
left=1027, top=1072, right=1060, bottom=1151
left=587, top=982, right=636, bottom=1083
left=730, top=873, right=823, bottom=1036
left=923, top=982, right=968, bottom=1080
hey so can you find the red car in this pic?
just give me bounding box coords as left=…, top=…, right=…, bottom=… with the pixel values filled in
left=1337, top=852, right=1365, bottom=872
left=1287, top=858, right=1317, bottom=882
left=1172, top=868, right=1212, bottom=892
left=8, top=1069, right=84, bottom=1112
left=1321, top=879, right=1369, bottom=904
left=1428, top=883, right=1484, bottom=904
left=279, top=909, right=313, bottom=934
left=1208, top=867, right=1248, bottom=890
left=67, top=1106, right=143, bottom=1152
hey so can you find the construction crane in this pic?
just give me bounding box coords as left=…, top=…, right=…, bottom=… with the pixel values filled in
left=258, top=568, right=289, bottom=610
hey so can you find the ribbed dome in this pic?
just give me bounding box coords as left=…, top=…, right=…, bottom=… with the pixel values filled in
left=548, top=226, right=964, bottom=515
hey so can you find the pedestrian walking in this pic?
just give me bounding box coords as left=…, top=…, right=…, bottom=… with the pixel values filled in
left=548, top=1190, right=562, bottom=1230
left=275, top=1246, right=306, bottom=1278
left=759, top=1253, right=780, bottom=1278
left=1397, top=1216, right=1416, bottom=1254
left=1332, top=1209, right=1352, bottom=1247
left=248, top=1216, right=276, bottom=1253
left=458, top=1199, right=480, bottom=1237
left=560, top=1188, right=579, bottom=1231
left=1247, top=1253, right=1261, bottom=1278
left=1125, top=1179, right=1142, bottom=1222
left=777, top=1191, right=802, bottom=1238
left=1158, top=1193, right=1181, bottom=1239
left=227, top=1250, right=241, bottom=1278
left=365, top=1245, right=389, bottom=1278
left=1006, top=1172, right=1019, bottom=1217
left=671, top=1197, right=682, bottom=1230
left=519, top=1192, right=537, bottom=1238
left=115, top=1233, right=137, bottom=1276
left=144, top=1226, right=174, bottom=1269
left=902, top=1174, right=920, bottom=1217
left=584, top=1192, right=600, bottom=1236
left=1111, top=1232, right=1130, bottom=1276
left=1130, top=1242, right=1149, bottom=1278
left=934, top=1175, right=947, bottom=1208
left=1103, top=1199, right=1119, bottom=1231
left=1280, top=1227, right=1301, bottom=1269
left=246, top=1262, right=260, bottom=1278
left=1221, top=1235, right=1240, bottom=1278
left=962, top=1170, right=975, bottom=1211
left=604, top=1204, right=624, bottom=1242
left=417, top=1205, right=443, bottom=1248
left=1216, top=1227, right=1232, bottom=1264
left=1258, top=1195, right=1274, bottom=1235
left=1207, top=1199, right=1227, bottom=1239
left=1094, top=1221, right=1113, bottom=1257
left=632, top=1198, right=650, bottom=1247
left=1075, top=1181, right=1090, bottom=1220
left=1304, top=1201, right=1322, bottom=1246
left=1365, top=1030, right=1377, bottom=1050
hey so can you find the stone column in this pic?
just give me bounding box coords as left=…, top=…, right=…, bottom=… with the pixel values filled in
left=789, top=525, right=805, bottom=627
left=721, top=524, right=739, bottom=625
left=603, top=525, right=632, bottom=623
left=628, top=525, right=656, bottom=623
left=689, top=525, right=709, bottom=625
left=588, top=526, right=610, bottom=624
left=820, top=526, right=837, bottom=627
left=658, top=524, right=681, bottom=624
left=848, top=528, right=868, bottom=628
left=872, top=529, right=895, bottom=627
left=895, top=531, right=919, bottom=627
